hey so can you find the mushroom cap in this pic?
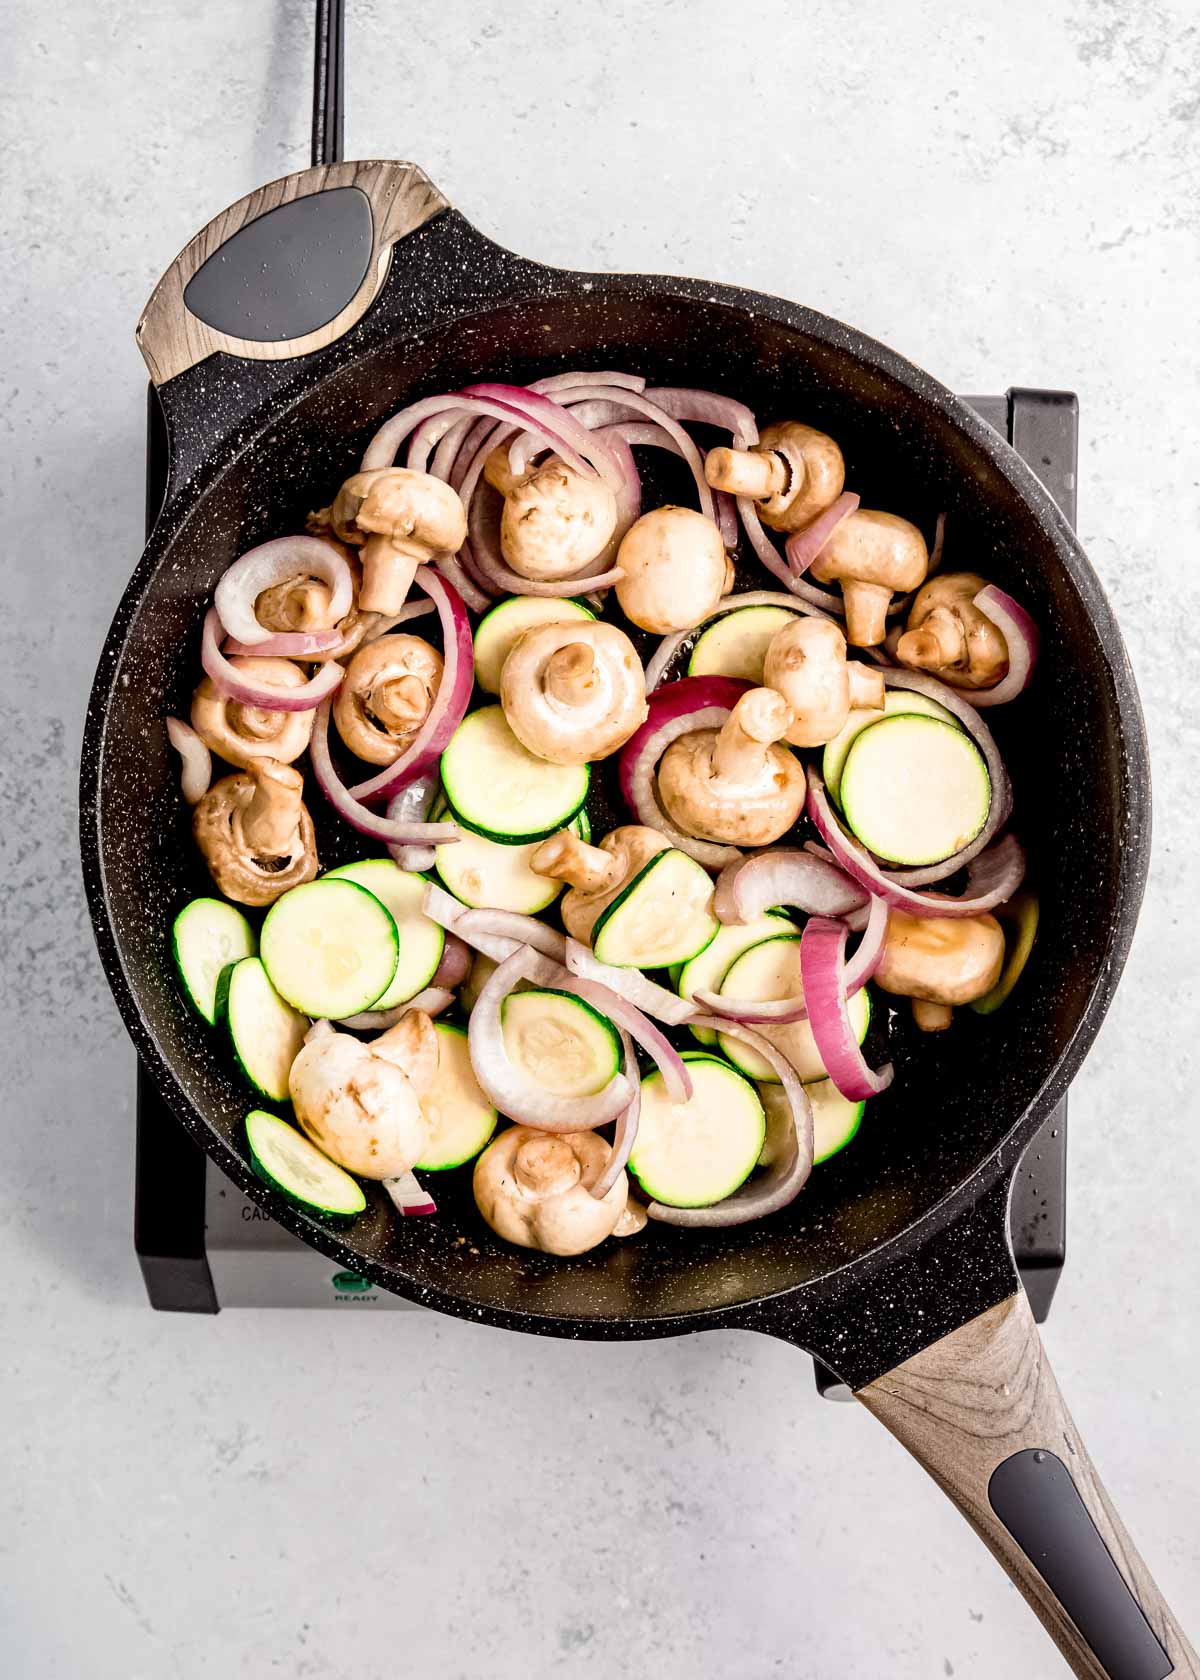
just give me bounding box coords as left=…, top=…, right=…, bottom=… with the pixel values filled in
left=763, top=615, right=854, bottom=748
left=874, top=906, right=1006, bottom=1006
left=192, top=769, right=318, bottom=907
left=499, top=621, right=648, bottom=765
left=472, top=1125, right=629, bottom=1255
left=289, top=1023, right=428, bottom=1180
left=615, top=506, right=732, bottom=633
left=898, top=572, right=1010, bottom=691
left=256, top=549, right=373, bottom=662
left=658, top=688, right=806, bottom=846
left=500, top=457, right=618, bottom=581
left=809, top=509, right=929, bottom=593
left=756, top=421, right=846, bottom=531
left=332, top=633, right=444, bottom=765
left=190, top=658, right=316, bottom=768
left=533, top=824, right=670, bottom=943
left=330, top=467, right=467, bottom=555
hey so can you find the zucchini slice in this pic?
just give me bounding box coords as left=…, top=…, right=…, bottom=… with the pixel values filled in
left=501, top=988, right=621, bottom=1099
left=416, top=1023, right=498, bottom=1170
left=591, top=849, right=718, bottom=969
left=473, top=595, right=595, bottom=694
left=716, top=933, right=871, bottom=1082
left=971, top=891, right=1039, bottom=1015
left=246, top=1109, right=366, bottom=1223
left=675, top=913, right=798, bottom=1047
left=822, top=690, right=959, bottom=803
left=171, top=897, right=256, bottom=1025
left=839, top=713, right=990, bottom=866
left=440, top=706, right=590, bottom=843
left=628, top=1053, right=765, bottom=1208
left=217, top=956, right=308, bottom=1103
left=758, top=1079, right=864, bottom=1169
left=687, top=605, right=798, bottom=683
left=430, top=797, right=587, bottom=915
left=324, top=859, right=444, bottom=1008
left=260, top=878, right=398, bottom=1019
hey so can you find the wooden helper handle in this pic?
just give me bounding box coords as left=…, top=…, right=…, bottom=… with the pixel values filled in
left=136, top=160, right=448, bottom=386
left=858, top=1292, right=1197, bottom=1679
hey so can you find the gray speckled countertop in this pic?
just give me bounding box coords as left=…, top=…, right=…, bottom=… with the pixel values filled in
left=1, top=2, right=1197, bottom=1675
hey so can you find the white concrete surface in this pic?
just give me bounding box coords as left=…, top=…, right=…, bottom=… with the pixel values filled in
left=1, top=1, right=1197, bottom=1675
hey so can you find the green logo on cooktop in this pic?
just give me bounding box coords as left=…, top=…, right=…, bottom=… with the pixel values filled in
left=331, top=1270, right=372, bottom=1293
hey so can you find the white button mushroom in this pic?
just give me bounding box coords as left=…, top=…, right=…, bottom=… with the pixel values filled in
left=705, top=421, right=845, bottom=532
left=332, top=633, right=444, bottom=765
left=190, top=658, right=317, bottom=768
left=896, top=572, right=1010, bottom=692
left=472, top=1126, right=630, bottom=1255
left=615, top=506, right=733, bottom=633
left=256, top=547, right=372, bottom=661
left=808, top=510, right=930, bottom=647
left=288, top=1017, right=431, bottom=1179
left=499, top=621, right=648, bottom=765
left=762, top=616, right=885, bottom=748
left=499, top=456, right=619, bottom=581
left=657, top=687, right=805, bottom=846
left=531, top=825, right=670, bottom=942
left=873, top=905, right=1007, bottom=1030
left=324, top=467, right=468, bottom=615
left=192, top=758, right=318, bottom=907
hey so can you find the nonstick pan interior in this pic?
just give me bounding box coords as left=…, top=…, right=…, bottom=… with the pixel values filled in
left=86, top=281, right=1143, bottom=1332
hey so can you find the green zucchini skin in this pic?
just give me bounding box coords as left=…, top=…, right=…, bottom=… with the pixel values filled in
left=171, top=897, right=257, bottom=1025
left=245, top=1109, right=367, bottom=1226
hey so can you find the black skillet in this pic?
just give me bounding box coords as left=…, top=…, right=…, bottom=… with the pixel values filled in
left=79, top=149, right=1198, bottom=1677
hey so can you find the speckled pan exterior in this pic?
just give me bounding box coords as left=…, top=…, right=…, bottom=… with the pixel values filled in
left=80, top=202, right=1150, bottom=1389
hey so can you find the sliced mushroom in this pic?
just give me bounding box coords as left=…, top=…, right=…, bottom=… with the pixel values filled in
left=472, top=1126, right=630, bottom=1255
left=288, top=1018, right=429, bottom=1179
left=657, top=687, right=805, bottom=846
left=256, top=548, right=372, bottom=661
left=498, top=455, right=619, bottom=581
left=320, top=468, right=467, bottom=615
left=705, top=421, right=845, bottom=532
left=531, top=825, right=670, bottom=942
left=499, top=621, right=647, bottom=765
left=190, top=658, right=316, bottom=767
left=615, top=506, right=733, bottom=633
left=192, top=759, right=318, bottom=907
left=896, top=572, right=1010, bottom=692
left=762, top=616, right=885, bottom=748
left=808, top=510, right=930, bottom=646
left=332, top=633, right=444, bottom=765
left=874, top=904, right=1006, bottom=1030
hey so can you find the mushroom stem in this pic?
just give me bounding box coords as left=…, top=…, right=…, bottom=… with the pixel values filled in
left=711, top=688, right=794, bottom=783
left=370, top=673, right=431, bottom=732
left=543, top=640, right=598, bottom=707
left=240, top=759, right=305, bottom=854
left=841, top=579, right=896, bottom=648
left=359, top=534, right=421, bottom=614
left=912, top=999, right=954, bottom=1032
left=897, top=608, right=967, bottom=673
left=705, top=445, right=790, bottom=501
left=848, top=662, right=887, bottom=711
left=257, top=576, right=338, bottom=633
left=531, top=830, right=621, bottom=894
left=513, top=1134, right=582, bottom=1197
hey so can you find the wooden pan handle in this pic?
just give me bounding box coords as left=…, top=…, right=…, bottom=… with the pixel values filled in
left=136, top=160, right=448, bottom=386
left=858, top=1291, right=1197, bottom=1679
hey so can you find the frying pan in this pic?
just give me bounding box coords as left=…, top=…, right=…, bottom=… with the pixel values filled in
left=79, top=156, right=1198, bottom=1679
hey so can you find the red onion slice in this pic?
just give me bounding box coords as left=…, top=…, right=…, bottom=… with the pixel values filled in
left=711, top=488, right=739, bottom=549
left=165, top=717, right=211, bottom=805
left=459, top=384, right=621, bottom=486
left=347, top=566, right=474, bottom=803
left=697, top=892, right=888, bottom=1024
left=564, top=941, right=697, bottom=1027
left=214, top=536, right=353, bottom=648
left=800, top=918, right=894, bottom=1101
left=967, top=585, right=1040, bottom=707
left=807, top=769, right=1026, bottom=917
left=383, top=1170, right=437, bottom=1218
left=201, top=610, right=344, bottom=712
left=590, top=1044, right=641, bottom=1202
left=646, top=1018, right=814, bottom=1228
left=617, top=675, right=752, bottom=869
left=431, top=932, right=472, bottom=990
left=564, top=975, right=692, bottom=1104
left=364, top=393, right=595, bottom=477
left=222, top=627, right=345, bottom=658
left=785, top=492, right=861, bottom=577
left=468, top=946, right=633, bottom=1131
left=356, top=599, right=437, bottom=646
left=713, top=849, right=867, bottom=925
left=643, top=387, right=759, bottom=443
left=387, top=778, right=441, bottom=872
left=310, top=701, right=459, bottom=845
left=340, top=988, right=456, bottom=1030
left=877, top=669, right=1012, bottom=886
